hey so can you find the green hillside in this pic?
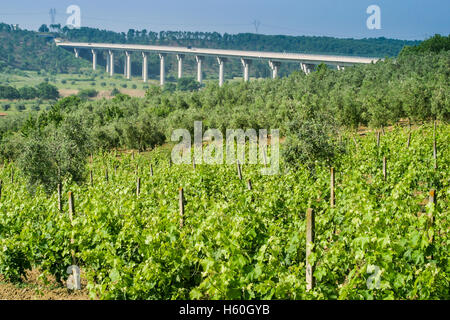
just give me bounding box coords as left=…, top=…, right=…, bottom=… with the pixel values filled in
left=0, top=23, right=89, bottom=74
left=0, top=23, right=422, bottom=80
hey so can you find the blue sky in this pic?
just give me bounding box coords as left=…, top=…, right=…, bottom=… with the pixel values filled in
left=0, top=0, right=449, bottom=40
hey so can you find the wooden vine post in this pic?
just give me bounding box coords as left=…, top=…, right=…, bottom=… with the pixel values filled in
left=150, top=164, right=154, bottom=177
left=68, top=191, right=81, bottom=290
left=306, top=208, right=315, bottom=291
left=247, top=179, right=253, bottom=191
left=433, top=121, right=437, bottom=170
left=136, top=177, right=141, bottom=196
left=428, top=189, right=437, bottom=249
left=237, top=160, right=243, bottom=180
left=376, top=131, right=380, bottom=147
left=330, top=167, right=335, bottom=208
left=0, top=180, right=2, bottom=199
left=407, top=131, right=411, bottom=148
left=57, top=183, right=62, bottom=212
left=383, top=156, right=387, bottom=181
left=105, top=168, right=109, bottom=182
left=90, top=170, right=93, bottom=186
left=179, top=187, right=184, bottom=229
left=352, top=136, right=358, bottom=149
left=428, top=190, right=436, bottom=227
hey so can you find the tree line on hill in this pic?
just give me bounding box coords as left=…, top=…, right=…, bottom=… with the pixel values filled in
left=0, top=23, right=89, bottom=73
left=0, top=82, right=59, bottom=100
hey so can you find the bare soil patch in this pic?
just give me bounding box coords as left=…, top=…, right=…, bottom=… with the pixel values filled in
left=0, top=269, right=90, bottom=300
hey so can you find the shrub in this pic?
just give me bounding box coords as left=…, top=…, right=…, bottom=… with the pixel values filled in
left=36, top=82, right=59, bottom=100
left=163, top=83, right=176, bottom=93
left=78, top=89, right=98, bottom=99
left=111, top=88, right=121, bottom=96
left=18, top=86, right=38, bottom=100
left=0, top=85, right=20, bottom=99
left=283, top=115, right=343, bottom=172
left=15, top=104, right=26, bottom=112
left=177, top=77, right=201, bottom=91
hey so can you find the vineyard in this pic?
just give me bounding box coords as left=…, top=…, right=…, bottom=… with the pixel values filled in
left=0, top=123, right=448, bottom=300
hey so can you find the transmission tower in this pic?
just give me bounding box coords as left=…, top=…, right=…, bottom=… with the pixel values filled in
left=253, top=20, right=261, bottom=34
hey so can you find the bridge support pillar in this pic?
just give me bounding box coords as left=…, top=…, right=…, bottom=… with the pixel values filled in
left=124, top=55, right=127, bottom=76
left=195, top=56, right=204, bottom=83
left=108, top=50, right=115, bottom=76
left=91, top=50, right=97, bottom=70
left=74, top=48, right=79, bottom=58
left=142, top=52, right=148, bottom=82
left=217, top=57, right=227, bottom=86
left=269, top=60, right=281, bottom=79
left=301, top=63, right=315, bottom=75
left=159, top=53, right=166, bottom=86
left=241, top=58, right=251, bottom=82
left=125, top=51, right=131, bottom=79
left=176, top=54, right=184, bottom=79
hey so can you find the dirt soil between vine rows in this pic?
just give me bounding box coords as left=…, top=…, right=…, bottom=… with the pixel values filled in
left=0, top=269, right=90, bottom=300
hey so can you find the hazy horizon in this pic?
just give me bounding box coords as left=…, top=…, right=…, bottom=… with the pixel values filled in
left=0, top=0, right=449, bottom=41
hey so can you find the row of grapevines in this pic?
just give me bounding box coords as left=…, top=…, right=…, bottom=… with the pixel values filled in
left=0, top=123, right=448, bottom=299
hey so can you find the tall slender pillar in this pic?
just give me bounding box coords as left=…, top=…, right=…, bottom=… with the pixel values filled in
left=176, top=54, right=184, bottom=79
left=106, top=52, right=110, bottom=73
left=91, top=49, right=97, bottom=70
left=125, top=51, right=131, bottom=79
left=159, top=53, right=166, bottom=86
left=303, top=63, right=315, bottom=75
left=241, top=58, right=251, bottom=82
left=217, top=57, right=226, bottom=87
left=108, top=50, right=114, bottom=76
left=269, top=60, right=280, bottom=79
left=124, top=55, right=127, bottom=76
left=142, top=52, right=148, bottom=83
left=195, top=56, right=204, bottom=83
left=74, top=48, right=79, bottom=58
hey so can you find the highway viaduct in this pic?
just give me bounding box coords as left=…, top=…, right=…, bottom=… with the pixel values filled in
left=56, top=39, right=381, bottom=86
